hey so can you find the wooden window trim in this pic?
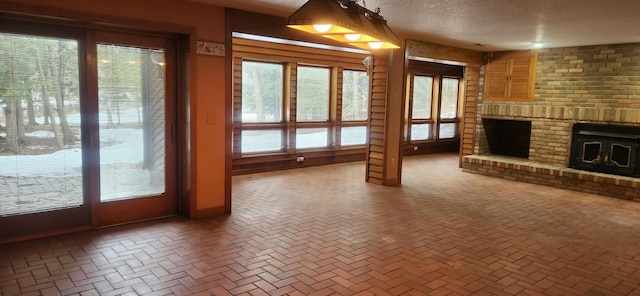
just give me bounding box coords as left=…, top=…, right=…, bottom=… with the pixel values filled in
left=406, top=72, right=464, bottom=143
left=410, top=73, right=435, bottom=121
left=341, top=121, right=368, bottom=127
left=241, top=123, right=287, bottom=129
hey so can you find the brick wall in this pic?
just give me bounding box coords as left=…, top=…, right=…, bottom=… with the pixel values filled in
left=477, top=43, right=640, bottom=166
left=529, top=120, right=571, bottom=165
left=537, top=44, right=640, bottom=108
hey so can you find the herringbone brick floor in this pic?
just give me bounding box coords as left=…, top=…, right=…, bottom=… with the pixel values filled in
left=2, top=153, right=640, bottom=295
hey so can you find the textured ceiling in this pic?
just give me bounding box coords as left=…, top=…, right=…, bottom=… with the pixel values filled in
left=188, top=0, right=640, bottom=51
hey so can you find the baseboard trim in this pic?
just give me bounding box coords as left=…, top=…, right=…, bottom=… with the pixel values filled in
left=194, top=206, right=227, bottom=218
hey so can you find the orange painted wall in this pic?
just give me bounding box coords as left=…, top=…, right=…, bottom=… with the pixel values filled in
left=3, top=0, right=228, bottom=212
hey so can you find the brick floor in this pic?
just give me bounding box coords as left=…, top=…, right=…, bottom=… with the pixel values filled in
left=2, top=153, right=640, bottom=295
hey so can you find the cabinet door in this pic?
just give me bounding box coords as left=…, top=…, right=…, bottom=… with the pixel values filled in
left=509, top=53, right=536, bottom=99
left=484, top=50, right=537, bottom=101
left=484, top=57, right=509, bottom=99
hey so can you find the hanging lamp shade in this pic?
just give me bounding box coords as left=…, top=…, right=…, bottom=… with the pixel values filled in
left=286, top=0, right=400, bottom=50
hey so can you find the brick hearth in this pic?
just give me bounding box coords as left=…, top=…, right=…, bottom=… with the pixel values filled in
left=462, top=155, right=640, bottom=202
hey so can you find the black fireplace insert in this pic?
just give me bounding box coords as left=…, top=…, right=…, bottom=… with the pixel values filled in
left=569, top=123, right=640, bottom=177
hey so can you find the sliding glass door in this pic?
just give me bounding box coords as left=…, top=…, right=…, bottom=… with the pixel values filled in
left=0, top=22, right=178, bottom=241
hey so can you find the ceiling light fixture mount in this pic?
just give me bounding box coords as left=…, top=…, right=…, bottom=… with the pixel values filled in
left=286, top=0, right=400, bottom=50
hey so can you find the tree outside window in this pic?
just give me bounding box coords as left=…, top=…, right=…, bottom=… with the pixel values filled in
left=410, top=75, right=434, bottom=141
left=296, top=66, right=329, bottom=122
left=439, top=77, right=460, bottom=139
left=240, top=61, right=285, bottom=153
left=241, top=61, right=283, bottom=123
left=236, top=60, right=370, bottom=154
left=341, top=70, right=369, bottom=145
left=296, top=66, right=330, bottom=149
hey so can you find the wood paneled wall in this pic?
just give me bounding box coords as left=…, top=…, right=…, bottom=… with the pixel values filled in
left=232, top=38, right=368, bottom=68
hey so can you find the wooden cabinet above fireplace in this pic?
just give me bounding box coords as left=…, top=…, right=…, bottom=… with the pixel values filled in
left=484, top=50, right=537, bottom=102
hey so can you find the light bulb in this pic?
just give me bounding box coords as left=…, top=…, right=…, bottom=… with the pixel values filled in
left=368, top=42, right=384, bottom=49
left=345, top=33, right=362, bottom=41
left=313, top=24, right=333, bottom=33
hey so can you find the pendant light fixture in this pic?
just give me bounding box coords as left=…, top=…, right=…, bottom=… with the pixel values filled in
left=286, top=0, right=400, bottom=50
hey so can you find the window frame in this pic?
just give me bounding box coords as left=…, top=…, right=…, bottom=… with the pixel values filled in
left=238, top=59, right=287, bottom=154
left=339, top=68, right=370, bottom=147
left=405, top=72, right=462, bottom=143
left=295, top=64, right=333, bottom=150
left=437, top=76, right=461, bottom=140
left=406, top=73, right=437, bottom=141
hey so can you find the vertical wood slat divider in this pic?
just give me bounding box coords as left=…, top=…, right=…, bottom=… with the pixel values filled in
left=366, top=54, right=389, bottom=184
left=334, top=67, right=343, bottom=148
left=232, top=57, right=243, bottom=158
left=288, top=63, right=297, bottom=152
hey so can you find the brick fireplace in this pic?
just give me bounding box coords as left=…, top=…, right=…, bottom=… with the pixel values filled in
left=462, top=43, right=640, bottom=202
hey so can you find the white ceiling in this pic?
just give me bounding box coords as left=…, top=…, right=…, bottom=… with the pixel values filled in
left=188, top=0, right=640, bottom=51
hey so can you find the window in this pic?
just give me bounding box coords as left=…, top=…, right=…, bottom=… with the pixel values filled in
left=406, top=74, right=461, bottom=142
left=296, top=66, right=329, bottom=122
left=242, top=61, right=283, bottom=123
left=342, top=70, right=368, bottom=121
left=410, top=75, right=434, bottom=141
left=341, top=126, right=367, bottom=146
left=296, top=127, right=328, bottom=149
left=233, top=36, right=371, bottom=159
left=240, top=61, right=285, bottom=153
left=241, top=129, right=283, bottom=153
left=341, top=70, right=369, bottom=146
left=296, top=66, right=330, bottom=149
left=439, top=77, right=460, bottom=139
left=440, top=78, right=459, bottom=120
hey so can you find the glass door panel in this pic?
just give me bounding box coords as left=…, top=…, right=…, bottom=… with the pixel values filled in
left=0, top=33, right=83, bottom=216
left=97, top=44, right=166, bottom=201
left=94, top=32, right=176, bottom=226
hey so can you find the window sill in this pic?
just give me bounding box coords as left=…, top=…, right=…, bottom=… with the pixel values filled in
left=232, top=147, right=367, bottom=175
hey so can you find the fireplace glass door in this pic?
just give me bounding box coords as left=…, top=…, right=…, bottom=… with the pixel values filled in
left=610, top=143, right=633, bottom=168
left=581, top=142, right=602, bottom=164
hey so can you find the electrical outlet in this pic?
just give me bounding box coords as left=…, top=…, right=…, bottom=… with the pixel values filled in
left=413, top=146, right=419, bottom=151
left=297, top=156, right=304, bottom=162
